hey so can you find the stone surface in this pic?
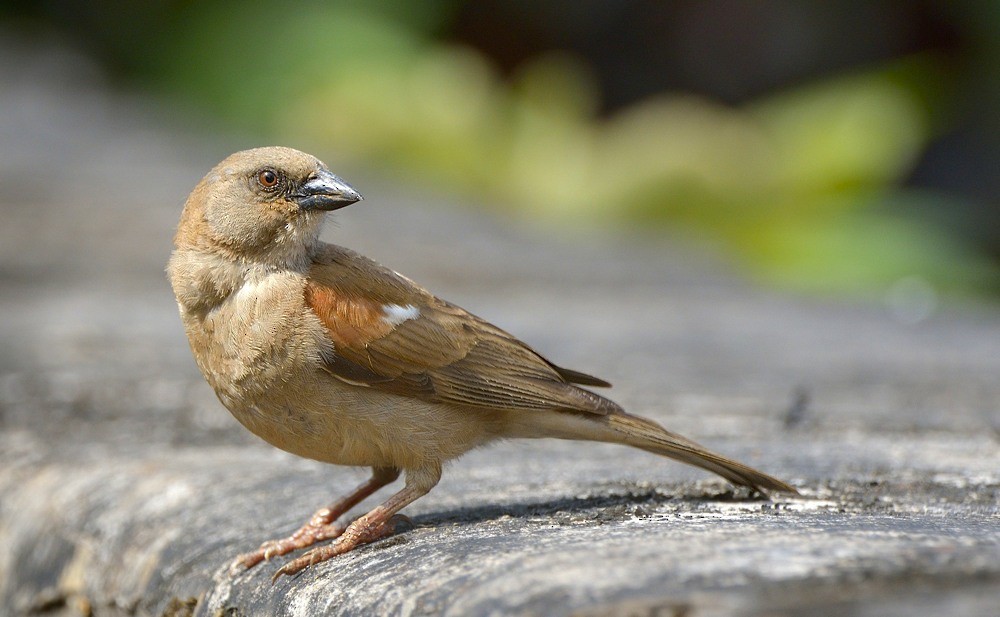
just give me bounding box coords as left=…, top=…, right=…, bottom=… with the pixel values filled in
left=1, top=35, right=998, bottom=617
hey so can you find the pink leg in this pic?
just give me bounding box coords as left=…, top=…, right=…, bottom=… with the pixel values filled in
left=232, top=467, right=400, bottom=572
left=273, top=465, right=441, bottom=580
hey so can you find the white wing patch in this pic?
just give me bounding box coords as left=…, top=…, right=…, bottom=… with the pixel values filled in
left=382, top=303, right=421, bottom=326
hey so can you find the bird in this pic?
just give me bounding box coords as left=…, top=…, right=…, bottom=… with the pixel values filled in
left=167, top=146, right=797, bottom=580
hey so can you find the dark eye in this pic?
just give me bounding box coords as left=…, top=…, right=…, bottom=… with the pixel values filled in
left=258, top=169, right=280, bottom=188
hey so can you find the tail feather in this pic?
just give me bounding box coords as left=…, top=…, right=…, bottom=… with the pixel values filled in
left=604, top=413, right=798, bottom=495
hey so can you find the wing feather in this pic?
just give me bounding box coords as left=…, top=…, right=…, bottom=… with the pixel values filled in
left=305, top=245, right=622, bottom=415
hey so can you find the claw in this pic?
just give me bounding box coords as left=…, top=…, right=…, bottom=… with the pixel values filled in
left=229, top=521, right=348, bottom=576
left=388, top=514, right=415, bottom=533
left=269, top=514, right=409, bottom=580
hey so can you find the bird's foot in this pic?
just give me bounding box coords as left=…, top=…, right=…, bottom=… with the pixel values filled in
left=271, top=514, right=411, bottom=581
left=231, top=507, right=348, bottom=573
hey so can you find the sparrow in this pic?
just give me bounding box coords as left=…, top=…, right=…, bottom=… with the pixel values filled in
left=167, top=146, right=797, bottom=580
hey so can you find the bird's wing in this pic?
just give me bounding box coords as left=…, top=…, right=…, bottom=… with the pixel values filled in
left=305, top=245, right=621, bottom=415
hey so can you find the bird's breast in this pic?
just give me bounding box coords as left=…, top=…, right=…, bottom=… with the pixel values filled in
left=183, top=272, right=317, bottom=401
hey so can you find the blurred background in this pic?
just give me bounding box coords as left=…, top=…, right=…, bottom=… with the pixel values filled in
left=2, top=0, right=999, bottom=305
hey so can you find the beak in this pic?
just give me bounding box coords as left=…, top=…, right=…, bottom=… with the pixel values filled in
left=294, top=169, right=363, bottom=211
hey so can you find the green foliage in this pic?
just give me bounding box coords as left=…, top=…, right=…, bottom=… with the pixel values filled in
left=139, top=1, right=998, bottom=298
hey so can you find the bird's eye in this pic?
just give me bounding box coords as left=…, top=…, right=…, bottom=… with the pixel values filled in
left=258, top=169, right=280, bottom=188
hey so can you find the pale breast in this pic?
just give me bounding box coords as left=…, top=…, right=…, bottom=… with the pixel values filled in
left=191, top=274, right=310, bottom=398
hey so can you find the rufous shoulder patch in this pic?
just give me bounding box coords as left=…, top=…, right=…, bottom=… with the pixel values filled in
left=305, top=281, right=395, bottom=348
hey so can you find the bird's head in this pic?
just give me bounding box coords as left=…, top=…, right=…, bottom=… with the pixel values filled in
left=175, top=146, right=362, bottom=266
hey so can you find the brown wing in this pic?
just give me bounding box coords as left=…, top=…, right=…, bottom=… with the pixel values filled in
left=304, top=245, right=621, bottom=415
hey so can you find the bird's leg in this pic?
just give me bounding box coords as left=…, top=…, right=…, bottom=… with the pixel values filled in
left=233, top=466, right=400, bottom=571
left=273, top=464, right=441, bottom=580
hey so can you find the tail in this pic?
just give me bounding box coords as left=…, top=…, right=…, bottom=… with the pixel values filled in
left=603, top=413, right=798, bottom=495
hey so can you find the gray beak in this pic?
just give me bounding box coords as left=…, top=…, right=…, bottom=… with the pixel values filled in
left=295, top=169, right=363, bottom=211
